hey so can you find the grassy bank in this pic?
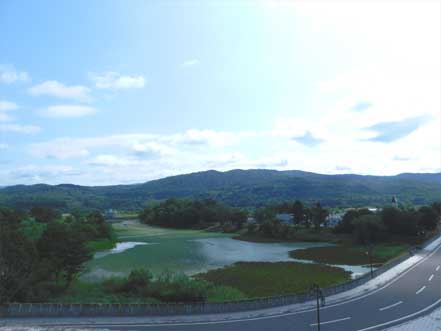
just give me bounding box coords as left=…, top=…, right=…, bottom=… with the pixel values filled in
left=113, top=220, right=230, bottom=240
left=289, top=244, right=409, bottom=266
left=86, top=238, right=118, bottom=252
left=52, top=278, right=245, bottom=303
left=196, top=262, right=351, bottom=298
left=50, top=281, right=160, bottom=304
left=235, top=228, right=342, bottom=244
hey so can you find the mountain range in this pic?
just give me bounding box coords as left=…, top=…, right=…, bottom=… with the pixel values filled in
left=0, top=169, right=440, bottom=211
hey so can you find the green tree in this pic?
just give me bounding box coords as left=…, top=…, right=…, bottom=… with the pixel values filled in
left=353, top=214, right=386, bottom=244
left=254, top=206, right=276, bottom=223
left=431, top=201, right=441, bottom=216
left=85, top=211, right=113, bottom=239
left=382, top=207, right=418, bottom=236
left=229, top=209, right=248, bottom=230
left=334, top=208, right=373, bottom=234
left=30, top=206, right=59, bottom=223
left=311, top=202, right=329, bottom=232
left=291, top=200, right=305, bottom=225
left=0, top=217, right=37, bottom=303
left=37, top=222, right=91, bottom=286
left=418, top=206, right=439, bottom=232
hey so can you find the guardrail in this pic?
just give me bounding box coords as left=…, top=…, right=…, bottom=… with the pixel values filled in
left=1, top=235, right=439, bottom=318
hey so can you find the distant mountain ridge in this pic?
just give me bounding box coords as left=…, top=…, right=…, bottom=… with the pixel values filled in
left=0, top=169, right=440, bottom=211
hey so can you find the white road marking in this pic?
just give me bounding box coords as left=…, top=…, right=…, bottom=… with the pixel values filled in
left=436, top=265, right=440, bottom=271
left=429, top=274, right=434, bottom=281
left=310, top=317, right=351, bottom=327
left=416, top=286, right=426, bottom=294
left=379, top=301, right=403, bottom=311
left=356, top=298, right=441, bottom=331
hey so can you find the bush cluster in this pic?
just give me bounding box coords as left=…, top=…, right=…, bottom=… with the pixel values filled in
left=103, top=269, right=210, bottom=302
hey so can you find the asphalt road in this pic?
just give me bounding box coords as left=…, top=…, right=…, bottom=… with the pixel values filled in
left=10, top=242, right=441, bottom=331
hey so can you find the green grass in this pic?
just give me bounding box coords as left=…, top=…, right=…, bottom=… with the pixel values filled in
left=195, top=262, right=351, bottom=298
left=372, top=244, right=409, bottom=260
left=86, top=238, right=118, bottom=252
left=290, top=244, right=409, bottom=266
left=53, top=279, right=245, bottom=303
left=207, top=285, right=246, bottom=302
left=113, top=220, right=230, bottom=240
left=50, top=281, right=160, bottom=304
left=235, top=228, right=342, bottom=244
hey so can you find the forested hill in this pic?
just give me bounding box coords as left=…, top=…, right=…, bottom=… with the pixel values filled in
left=0, top=169, right=440, bottom=211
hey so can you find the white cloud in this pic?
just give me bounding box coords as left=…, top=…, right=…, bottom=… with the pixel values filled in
left=29, top=80, right=91, bottom=101
left=90, top=72, right=145, bottom=89
left=0, top=112, right=13, bottom=122
left=30, top=139, right=90, bottom=160
left=88, top=154, right=136, bottom=167
left=38, top=104, right=97, bottom=118
left=7, top=165, right=76, bottom=183
left=0, top=123, right=41, bottom=134
left=132, top=141, right=175, bottom=157
left=179, top=129, right=242, bottom=146
left=0, top=65, right=30, bottom=84
left=181, top=59, right=199, bottom=68
left=28, top=129, right=247, bottom=161
left=0, top=101, right=19, bottom=122
left=0, top=101, right=18, bottom=111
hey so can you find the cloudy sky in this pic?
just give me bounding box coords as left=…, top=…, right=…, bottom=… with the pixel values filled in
left=0, top=0, right=440, bottom=186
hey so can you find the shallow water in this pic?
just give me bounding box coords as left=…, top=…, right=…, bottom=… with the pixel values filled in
left=84, top=236, right=372, bottom=280
left=94, top=241, right=151, bottom=258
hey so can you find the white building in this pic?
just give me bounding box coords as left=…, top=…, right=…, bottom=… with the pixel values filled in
left=275, top=213, right=294, bottom=224
left=325, top=212, right=344, bottom=228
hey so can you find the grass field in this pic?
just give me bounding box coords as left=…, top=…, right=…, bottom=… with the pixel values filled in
left=196, top=261, right=351, bottom=298
left=235, top=228, right=342, bottom=243
left=54, top=279, right=246, bottom=303
left=86, top=238, right=119, bottom=252
left=113, top=220, right=230, bottom=240
left=51, top=281, right=161, bottom=304
left=289, top=244, right=409, bottom=266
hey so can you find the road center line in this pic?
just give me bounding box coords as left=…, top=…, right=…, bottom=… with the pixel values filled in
left=416, top=286, right=426, bottom=294
left=379, top=301, right=403, bottom=311
left=436, top=265, right=440, bottom=272
left=429, top=274, right=434, bottom=281
left=356, top=298, right=441, bottom=331
left=310, top=317, right=350, bottom=327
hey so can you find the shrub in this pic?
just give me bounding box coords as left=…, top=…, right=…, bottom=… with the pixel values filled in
left=123, top=269, right=153, bottom=294
left=150, top=271, right=209, bottom=302
left=207, top=285, right=245, bottom=302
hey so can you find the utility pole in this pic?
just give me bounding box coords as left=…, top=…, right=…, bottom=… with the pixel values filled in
left=310, top=283, right=325, bottom=331
left=366, top=244, right=374, bottom=278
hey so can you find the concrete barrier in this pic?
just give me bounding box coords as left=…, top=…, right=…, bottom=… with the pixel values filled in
left=1, top=235, right=438, bottom=318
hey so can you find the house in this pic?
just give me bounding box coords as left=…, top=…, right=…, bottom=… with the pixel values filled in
left=104, top=209, right=116, bottom=219
left=275, top=213, right=294, bottom=225
left=325, top=212, right=344, bottom=228
left=391, top=196, right=398, bottom=207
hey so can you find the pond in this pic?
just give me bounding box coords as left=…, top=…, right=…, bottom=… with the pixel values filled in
left=82, top=221, right=372, bottom=281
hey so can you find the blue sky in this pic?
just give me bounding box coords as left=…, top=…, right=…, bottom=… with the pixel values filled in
left=0, top=0, right=440, bottom=185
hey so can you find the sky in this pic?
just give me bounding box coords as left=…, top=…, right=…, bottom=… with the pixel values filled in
left=0, top=0, right=440, bottom=186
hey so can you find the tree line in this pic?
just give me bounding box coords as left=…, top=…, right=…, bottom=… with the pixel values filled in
left=246, top=200, right=441, bottom=243
left=0, top=207, right=113, bottom=303
left=139, top=198, right=248, bottom=231
left=333, top=203, right=441, bottom=244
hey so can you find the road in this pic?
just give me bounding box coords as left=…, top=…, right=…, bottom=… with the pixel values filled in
left=7, top=242, right=441, bottom=331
